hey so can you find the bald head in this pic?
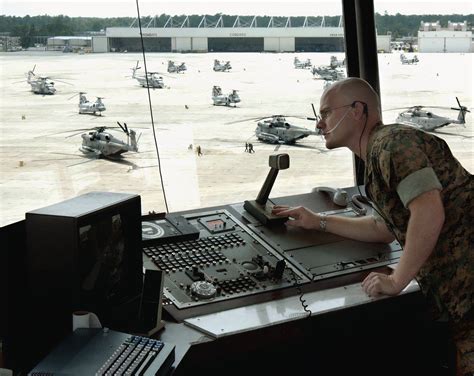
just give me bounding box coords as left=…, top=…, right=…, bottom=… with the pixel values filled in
left=323, top=77, right=381, bottom=120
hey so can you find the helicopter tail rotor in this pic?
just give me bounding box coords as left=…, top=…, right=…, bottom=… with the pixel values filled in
left=117, top=121, right=130, bottom=135
left=29, top=64, right=36, bottom=76
left=451, top=97, right=470, bottom=125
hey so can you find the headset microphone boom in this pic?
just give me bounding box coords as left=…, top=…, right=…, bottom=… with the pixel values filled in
left=321, top=106, right=352, bottom=135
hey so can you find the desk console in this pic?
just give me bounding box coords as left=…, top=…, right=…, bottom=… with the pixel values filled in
left=143, top=210, right=310, bottom=310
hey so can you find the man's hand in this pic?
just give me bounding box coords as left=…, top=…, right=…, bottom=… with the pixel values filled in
left=271, top=205, right=319, bottom=230
left=361, top=272, right=403, bottom=297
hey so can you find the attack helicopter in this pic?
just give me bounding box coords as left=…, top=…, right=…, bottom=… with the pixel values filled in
left=167, top=60, right=187, bottom=73
left=212, top=86, right=241, bottom=107
left=228, top=115, right=319, bottom=144
left=66, top=122, right=140, bottom=158
left=213, top=59, right=232, bottom=72
left=400, top=54, right=419, bottom=65
left=19, top=65, right=71, bottom=95
left=69, top=92, right=106, bottom=115
left=388, top=97, right=470, bottom=132
left=130, top=61, right=165, bottom=88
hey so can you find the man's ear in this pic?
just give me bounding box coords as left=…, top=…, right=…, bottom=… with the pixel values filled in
left=352, top=101, right=367, bottom=120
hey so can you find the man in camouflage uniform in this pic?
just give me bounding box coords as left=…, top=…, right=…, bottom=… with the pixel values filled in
left=272, top=78, right=473, bottom=375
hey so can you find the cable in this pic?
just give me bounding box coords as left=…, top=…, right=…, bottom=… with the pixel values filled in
left=135, top=0, right=169, bottom=213
left=288, top=268, right=312, bottom=317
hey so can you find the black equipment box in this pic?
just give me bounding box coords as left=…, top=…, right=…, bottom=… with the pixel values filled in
left=142, top=212, right=200, bottom=246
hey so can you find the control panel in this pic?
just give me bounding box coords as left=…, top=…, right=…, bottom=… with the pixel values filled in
left=143, top=210, right=309, bottom=309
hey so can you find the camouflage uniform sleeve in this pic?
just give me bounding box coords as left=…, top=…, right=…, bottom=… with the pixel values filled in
left=397, top=167, right=442, bottom=207
left=379, top=131, right=442, bottom=208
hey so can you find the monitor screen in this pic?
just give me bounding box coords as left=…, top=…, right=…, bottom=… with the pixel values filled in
left=79, top=213, right=129, bottom=304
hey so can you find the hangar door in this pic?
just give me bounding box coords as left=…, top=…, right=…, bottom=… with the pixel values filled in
left=295, top=37, right=344, bottom=52
left=109, top=37, right=171, bottom=52
left=208, top=38, right=264, bottom=52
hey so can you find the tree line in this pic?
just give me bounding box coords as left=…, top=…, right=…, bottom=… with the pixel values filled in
left=0, top=13, right=472, bottom=48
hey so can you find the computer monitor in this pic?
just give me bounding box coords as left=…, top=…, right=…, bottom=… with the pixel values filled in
left=26, top=192, right=143, bottom=351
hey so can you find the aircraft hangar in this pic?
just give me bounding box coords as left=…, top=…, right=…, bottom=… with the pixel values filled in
left=93, top=15, right=347, bottom=53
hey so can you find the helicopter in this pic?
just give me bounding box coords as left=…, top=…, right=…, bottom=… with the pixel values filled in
left=388, top=97, right=470, bottom=132
left=130, top=61, right=165, bottom=88
left=329, top=56, right=346, bottom=69
left=229, top=115, right=319, bottom=144
left=311, top=65, right=346, bottom=81
left=65, top=122, right=140, bottom=158
left=400, top=53, right=419, bottom=65
left=69, top=92, right=106, bottom=115
left=213, top=59, right=232, bottom=72
left=167, top=60, right=187, bottom=73
left=212, top=86, right=241, bottom=107
left=294, top=57, right=312, bottom=69
left=20, top=65, right=71, bottom=95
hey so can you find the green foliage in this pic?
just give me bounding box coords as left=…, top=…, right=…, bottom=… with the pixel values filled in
left=0, top=13, right=472, bottom=48
left=375, top=13, right=474, bottom=39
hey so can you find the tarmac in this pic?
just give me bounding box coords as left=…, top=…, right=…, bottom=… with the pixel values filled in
left=0, top=51, right=472, bottom=227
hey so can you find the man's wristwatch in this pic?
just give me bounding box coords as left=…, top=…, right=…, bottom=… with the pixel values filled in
left=319, top=213, right=328, bottom=232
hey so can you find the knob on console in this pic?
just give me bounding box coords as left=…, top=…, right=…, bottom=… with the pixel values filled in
left=190, top=281, right=217, bottom=299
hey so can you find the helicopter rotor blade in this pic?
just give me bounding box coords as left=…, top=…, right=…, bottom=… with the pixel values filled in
left=65, top=131, right=88, bottom=138
left=117, top=121, right=126, bottom=133
left=454, top=97, right=471, bottom=124
left=383, top=107, right=416, bottom=111
left=28, top=65, right=36, bottom=76
left=52, top=79, right=73, bottom=86
left=423, top=106, right=457, bottom=110
left=67, top=93, right=81, bottom=100
left=456, top=96, right=462, bottom=110
left=225, top=116, right=270, bottom=124
left=225, top=114, right=309, bottom=125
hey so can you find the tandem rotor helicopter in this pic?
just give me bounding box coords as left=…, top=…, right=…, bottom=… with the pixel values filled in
left=212, top=86, right=241, bottom=107
left=329, top=55, right=346, bottom=68
left=65, top=122, right=140, bottom=158
left=68, top=92, right=106, bottom=115
left=400, top=53, right=419, bottom=65
left=228, top=115, right=319, bottom=144
left=213, top=59, right=232, bottom=72
left=130, top=61, right=165, bottom=88
left=167, top=60, right=187, bottom=73
left=18, top=65, right=72, bottom=95
left=387, top=97, right=471, bottom=132
left=311, top=65, right=346, bottom=81
left=294, top=57, right=312, bottom=69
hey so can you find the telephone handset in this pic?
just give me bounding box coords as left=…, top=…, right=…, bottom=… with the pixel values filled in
left=314, top=186, right=348, bottom=206
left=314, top=187, right=367, bottom=216
left=349, top=194, right=368, bottom=216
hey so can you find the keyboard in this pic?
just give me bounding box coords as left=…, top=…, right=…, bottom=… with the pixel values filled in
left=29, top=328, right=175, bottom=376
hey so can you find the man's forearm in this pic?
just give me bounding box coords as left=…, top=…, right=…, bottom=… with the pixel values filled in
left=323, top=214, right=395, bottom=243
left=391, top=193, right=445, bottom=290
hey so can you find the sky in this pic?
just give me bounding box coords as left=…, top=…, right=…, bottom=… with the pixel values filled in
left=1, top=0, right=473, bottom=18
